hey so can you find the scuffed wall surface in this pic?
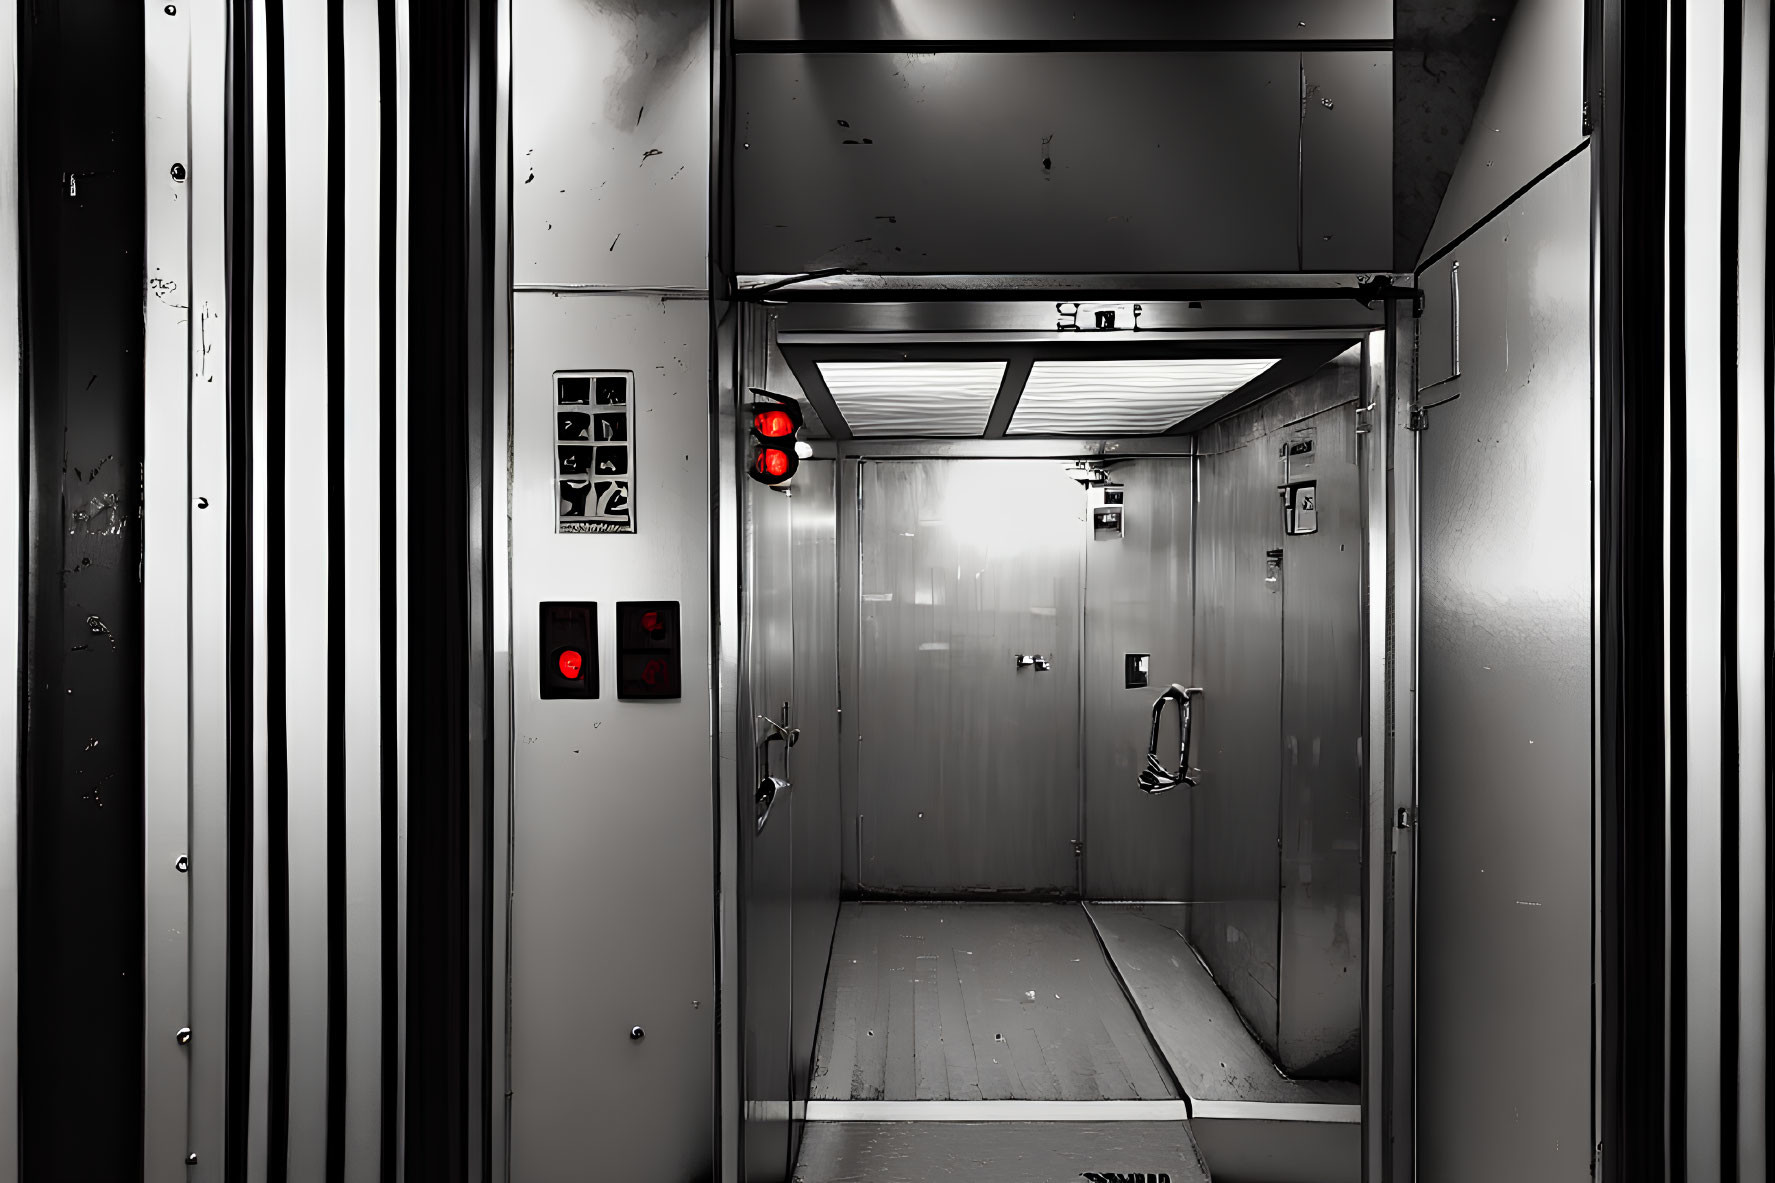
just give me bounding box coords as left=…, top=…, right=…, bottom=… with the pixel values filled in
left=514, top=0, right=711, bottom=288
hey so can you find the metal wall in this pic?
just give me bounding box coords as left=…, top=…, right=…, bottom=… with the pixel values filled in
left=1081, top=460, right=1196, bottom=901
left=1414, top=149, right=1592, bottom=1182
left=788, top=460, right=842, bottom=1158
left=506, top=1, right=716, bottom=1179
left=735, top=50, right=1391, bottom=276
left=1189, top=353, right=1365, bottom=1075
left=1417, top=0, right=1585, bottom=265
left=855, top=460, right=1085, bottom=894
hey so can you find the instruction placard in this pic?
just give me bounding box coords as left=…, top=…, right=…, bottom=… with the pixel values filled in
left=555, top=370, right=635, bottom=534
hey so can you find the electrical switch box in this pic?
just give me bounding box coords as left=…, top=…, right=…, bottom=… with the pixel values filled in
left=540, top=601, right=598, bottom=699
left=616, top=600, right=682, bottom=700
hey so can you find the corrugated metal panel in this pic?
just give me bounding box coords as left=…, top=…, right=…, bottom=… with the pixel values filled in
left=1009, top=359, right=1278, bottom=436
left=1082, top=460, right=1196, bottom=901
left=817, top=361, right=1005, bottom=437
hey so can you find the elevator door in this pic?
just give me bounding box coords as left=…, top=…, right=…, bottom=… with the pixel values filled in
left=857, top=460, right=1084, bottom=894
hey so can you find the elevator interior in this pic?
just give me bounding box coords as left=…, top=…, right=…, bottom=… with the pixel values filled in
left=732, top=298, right=1381, bottom=1183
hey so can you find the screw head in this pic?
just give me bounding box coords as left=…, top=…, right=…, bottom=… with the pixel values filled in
left=186, top=1152, right=198, bottom=1164
left=175, top=854, right=189, bottom=873
left=630, top=1026, right=645, bottom=1040
left=170, top=163, right=186, bottom=182
left=176, top=1026, right=192, bottom=1045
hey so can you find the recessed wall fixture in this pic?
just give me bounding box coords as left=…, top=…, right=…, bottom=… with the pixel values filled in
left=1007, top=357, right=1279, bottom=435
left=815, top=360, right=1006, bottom=437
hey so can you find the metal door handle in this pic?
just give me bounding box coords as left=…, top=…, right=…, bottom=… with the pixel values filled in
left=1139, top=684, right=1203, bottom=793
left=1015, top=654, right=1053, bottom=671
left=757, top=712, right=800, bottom=748
left=755, top=775, right=790, bottom=834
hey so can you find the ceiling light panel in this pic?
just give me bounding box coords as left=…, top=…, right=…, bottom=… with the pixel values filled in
left=1007, top=358, right=1279, bottom=435
left=817, top=361, right=1007, bottom=437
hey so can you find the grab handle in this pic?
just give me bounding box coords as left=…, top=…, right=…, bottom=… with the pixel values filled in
left=1138, top=684, right=1203, bottom=794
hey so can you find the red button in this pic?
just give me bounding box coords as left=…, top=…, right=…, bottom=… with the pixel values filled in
left=558, top=650, right=583, bottom=679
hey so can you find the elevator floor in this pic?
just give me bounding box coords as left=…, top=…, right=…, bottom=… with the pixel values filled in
left=1086, top=904, right=1361, bottom=1105
left=810, top=902, right=1178, bottom=1102
left=793, top=1120, right=1212, bottom=1183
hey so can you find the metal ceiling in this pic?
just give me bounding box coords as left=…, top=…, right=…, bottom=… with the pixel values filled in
left=1007, top=358, right=1280, bottom=436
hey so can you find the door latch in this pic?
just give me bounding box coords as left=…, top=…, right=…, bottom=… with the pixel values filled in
left=1015, top=654, right=1052, bottom=671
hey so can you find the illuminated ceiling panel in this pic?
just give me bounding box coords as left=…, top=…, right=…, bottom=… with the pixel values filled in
left=1007, top=358, right=1279, bottom=435
left=816, top=361, right=1006, bottom=437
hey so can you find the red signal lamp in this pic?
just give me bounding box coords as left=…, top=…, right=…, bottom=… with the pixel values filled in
left=557, top=649, right=584, bottom=680
left=755, top=448, right=795, bottom=480
left=754, top=409, right=795, bottom=438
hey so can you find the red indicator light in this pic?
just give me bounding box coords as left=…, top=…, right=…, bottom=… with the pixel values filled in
left=642, top=657, right=669, bottom=687
left=641, top=610, right=662, bottom=633
left=754, top=409, right=795, bottom=438
left=756, top=448, right=791, bottom=479
left=557, top=650, right=583, bottom=679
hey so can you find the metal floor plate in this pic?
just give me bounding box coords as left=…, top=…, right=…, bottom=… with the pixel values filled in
left=792, top=1120, right=1212, bottom=1183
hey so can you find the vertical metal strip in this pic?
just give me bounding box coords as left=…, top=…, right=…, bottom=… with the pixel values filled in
left=489, top=0, right=513, bottom=1178
left=1358, top=328, right=1386, bottom=1183
left=1733, top=3, right=1770, bottom=1175
left=188, top=2, right=235, bottom=1177
left=341, top=0, right=385, bottom=1177
left=1681, top=4, right=1728, bottom=1176
left=390, top=3, right=412, bottom=1178
left=1387, top=299, right=1418, bottom=1183
left=0, top=2, right=20, bottom=1179
left=144, top=3, right=195, bottom=1180
left=279, top=3, right=333, bottom=1174
left=248, top=1, right=275, bottom=1174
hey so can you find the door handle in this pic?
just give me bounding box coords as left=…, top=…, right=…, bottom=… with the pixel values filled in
left=1139, top=684, right=1203, bottom=794
left=755, top=775, right=790, bottom=834
left=1014, top=654, right=1053, bottom=671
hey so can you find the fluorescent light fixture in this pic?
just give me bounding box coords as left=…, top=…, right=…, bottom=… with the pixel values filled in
left=1007, top=358, right=1279, bottom=435
left=817, top=360, right=1006, bottom=437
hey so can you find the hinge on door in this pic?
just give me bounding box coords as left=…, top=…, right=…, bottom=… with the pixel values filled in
left=1355, top=403, right=1374, bottom=435
left=1582, top=100, right=1592, bottom=136
left=1071, top=839, right=1084, bottom=858
left=1407, top=405, right=1429, bottom=432
left=1396, top=807, right=1417, bottom=830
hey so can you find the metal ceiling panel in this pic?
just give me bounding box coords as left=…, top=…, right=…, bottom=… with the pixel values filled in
left=1008, top=358, right=1279, bottom=435
left=735, top=0, right=1393, bottom=43
left=816, top=361, right=1006, bottom=436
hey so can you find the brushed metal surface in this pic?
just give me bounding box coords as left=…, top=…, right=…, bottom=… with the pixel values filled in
left=513, top=0, right=711, bottom=290
left=736, top=52, right=1303, bottom=275
left=737, top=0, right=1392, bottom=43
left=788, top=460, right=842, bottom=1165
left=1416, top=151, right=1591, bottom=1182
left=1082, top=460, right=1196, bottom=901
left=1300, top=51, right=1394, bottom=272
left=1276, top=403, right=1363, bottom=1078
left=856, top=460, right=1084, bottom=893
left=744, top=474, right=796, bottom=1183
left=1189, top=435, right=1284, bottom=1051
left=1009, top=359, right=1280, bottom=436
left=1418, top=0, right=1586, bottom=263
left=507, top=294, right=715, bottom=1182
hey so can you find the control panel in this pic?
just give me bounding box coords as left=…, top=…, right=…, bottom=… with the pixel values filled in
left=616, top=601, right=682, bottom=700
left=539, top=601, right=598, bottom=699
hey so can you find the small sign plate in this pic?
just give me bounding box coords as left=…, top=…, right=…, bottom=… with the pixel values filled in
left=555, top=370, right=635, bottom=534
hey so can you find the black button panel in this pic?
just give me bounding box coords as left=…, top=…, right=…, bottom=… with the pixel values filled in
left=615, top=600, right=681, bottom=700
left=540, top=601, right=598, bottom=699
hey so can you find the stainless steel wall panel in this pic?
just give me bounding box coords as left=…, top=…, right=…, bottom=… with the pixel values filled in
left=1082, top=460, right=1195, bottom=901
left=1189, top=441, right=1284, bottom=1051
left=735, top=52, right=1303, bottom=276
left=512, top=0, right=710, bottom=291
left=1299, top=51, right=1393, bottom=272
left=142, top=6, right=192, bottom=1179
left=1415, top=150, right=1592, bottom=1183
left=506, top=294, right=715, bottom=1181
left=856, top=460, right=1084, bottom=894
left=789, top=460, right=842, bottom=1157
left=1276, top=403, right=1363, bottom=1078
left=735, top=0, right=1394, bottom=43
left=742, top=473, right=795, bottom=1183
left=1418, top=0, right=1586, bottom=263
